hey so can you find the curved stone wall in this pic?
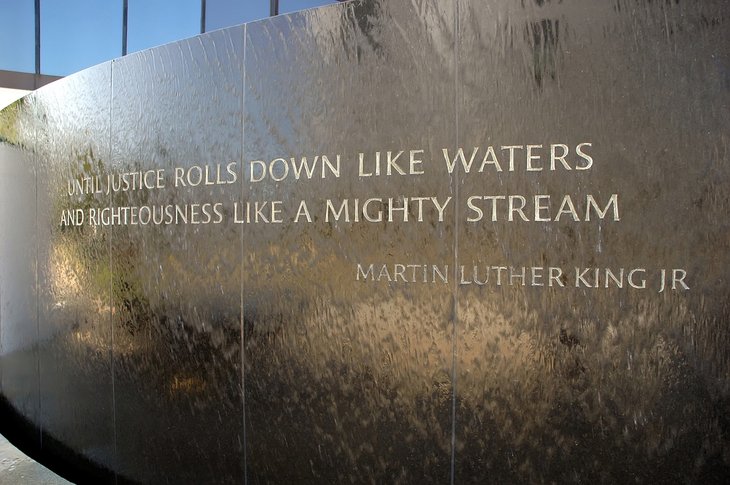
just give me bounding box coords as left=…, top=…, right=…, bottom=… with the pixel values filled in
left=1, top=0, right=729, bottom=483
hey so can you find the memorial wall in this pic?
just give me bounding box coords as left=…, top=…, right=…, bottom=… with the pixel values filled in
left=0, top=0, right=729, bottom=483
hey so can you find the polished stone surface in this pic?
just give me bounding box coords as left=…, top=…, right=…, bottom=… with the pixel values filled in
left=0, top=0, right=729, bottom=483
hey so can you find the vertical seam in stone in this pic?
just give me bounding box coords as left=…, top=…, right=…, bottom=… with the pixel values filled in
left=241, top=23, right=248, bottom=485
left=450, top=2, right=461, bottom=485
left=109, top=60, right=119, bottom=485
left=35, top=93, right=42, bottom=450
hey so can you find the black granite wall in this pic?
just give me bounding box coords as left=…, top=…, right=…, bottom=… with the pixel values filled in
left=0, top=1, right=728, bottom=483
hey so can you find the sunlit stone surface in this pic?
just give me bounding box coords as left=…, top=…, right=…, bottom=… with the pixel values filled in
left=0, top=0, right=729, bottom=483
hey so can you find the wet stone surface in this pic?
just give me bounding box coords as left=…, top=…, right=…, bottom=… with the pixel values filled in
left=0, top=0, right=729, bottom=483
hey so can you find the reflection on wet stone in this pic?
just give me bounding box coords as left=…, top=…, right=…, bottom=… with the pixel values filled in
left=107, top=25, right=245, bottom=484
left=0, top=0, right=729, bottom=483
left=456, top=0, right=730, bottom=483
left=243, top=2, right=455, bottom=482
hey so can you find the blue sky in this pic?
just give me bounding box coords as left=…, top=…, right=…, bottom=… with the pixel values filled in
left=1, top=0, right=339, bottom=76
